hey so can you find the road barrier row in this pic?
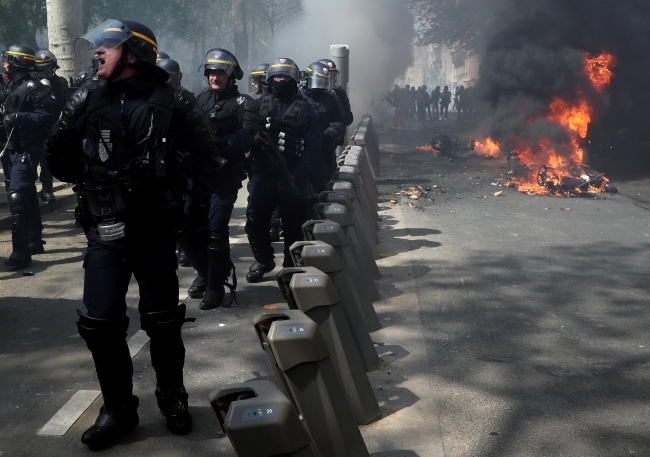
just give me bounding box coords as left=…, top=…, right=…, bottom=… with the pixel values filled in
left=210, top=115, right=383, bottom=457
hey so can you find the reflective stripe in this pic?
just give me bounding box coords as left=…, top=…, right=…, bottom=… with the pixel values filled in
left=251, top=70, right=266, bottom=75
left=132, top=31, right=158, bottom=48
left=6, top=51, right=34, bottom=60
left=270, top=64, right=297, bottom=69
left=104, top=27, right=123, bottom=32
left=35, top=57, right=54, bottom=63
left=307, top=68, right=329, bottom=78
left=207, top=59, right=235, bottom=64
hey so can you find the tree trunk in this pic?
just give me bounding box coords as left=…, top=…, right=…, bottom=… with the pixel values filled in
left=46, top=0, right=85, bottom=81
left=231, top=0, right=249, bottom=73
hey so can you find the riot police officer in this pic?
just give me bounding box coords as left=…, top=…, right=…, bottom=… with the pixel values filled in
left=1, top=45, right=55, bottom=268
left=301, top=61, right=345, bottom=194
left=245, top=58, right=321, bottom=282
left=34, top=50, right=69, bottom=203
left=157, top=58, right=183, bottom=88
left=44, top=19, right=225, bottom=449
left=250, top=63, right=269, bottom=97
left=319, top=58, right=354, bottom=132
left=178, top=48, right=257, bottom=310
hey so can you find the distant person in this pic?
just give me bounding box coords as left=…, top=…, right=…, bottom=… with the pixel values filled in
left=430, top=86, right=441, bottom=120
left=416, top=86, right=430, bottom=122
left=457, top=85, right=465, bottom=121
left=409, top=86, right=417, bottom=119
left=389, top=85, right=405, bottom=131
left=440, top=85, right=451, bottom=120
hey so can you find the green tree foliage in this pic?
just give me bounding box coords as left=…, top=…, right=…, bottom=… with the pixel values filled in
left=410, top=0, right=499, bottom=50
left=0, top=0, right=47, bottom=47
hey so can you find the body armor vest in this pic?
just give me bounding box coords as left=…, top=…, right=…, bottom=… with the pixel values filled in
left=81, top=83, right=184, bottom=214
left=259, top=93, right=309, bottom=160
left=197, top=88, right=242, bottom=136
left=2, top=77, right=53, bottom=149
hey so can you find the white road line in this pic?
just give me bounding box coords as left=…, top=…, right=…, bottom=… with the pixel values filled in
left=38, top=390, right=101, bottom=436
left=39, top=329, right=151, bottom=437
left=127, top=329, right=150, bottom=358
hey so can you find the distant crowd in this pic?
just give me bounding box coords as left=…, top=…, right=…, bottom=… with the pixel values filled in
left=386, top=83, right=475, bottom=130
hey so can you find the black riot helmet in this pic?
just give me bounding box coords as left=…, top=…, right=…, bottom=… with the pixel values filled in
left=267, top=58, right=300, bottom=83
left=318, top=58, right=340, bottom=89
left=157, top=58, right=182, bottom=88
left=35, top=50, right=59, bottom=69
left=199, top=48, right=244, bottom=80
left=156, top=51, right=170, bottom=62
left=2, top=45, right=36, bottom=74
left=306, top=61, right=331, bottom=90
left=250, top=63, right=269, bottom=95
left=77, top=19, right=168, bottom=82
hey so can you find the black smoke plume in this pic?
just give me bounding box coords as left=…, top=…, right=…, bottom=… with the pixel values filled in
left=474, top=0, right=650, bottom=173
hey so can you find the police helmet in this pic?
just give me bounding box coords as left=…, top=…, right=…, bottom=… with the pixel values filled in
left=2, top=45, right=36, bottom=72
left=156, top=51, right=170, bottom=62
left=250, top=63, right=269, bottom=94
left=77, top=19, right=167, bottom=81
left=35, top=50, right=58, bottom=69
left=199, top=48, right=244, bottom=80
left=318, top=58, right=340, bottom=89
left=266, top=58, right=300, bottom=83
left=157, top=58, right=182, bottom=88
left=306, top=61, right=331, bottom=90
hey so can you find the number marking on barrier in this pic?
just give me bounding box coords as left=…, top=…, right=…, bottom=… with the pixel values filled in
left=281, top=326, right=307, bottom=336
left=242, top=404, right=276, bottom=422
left=309, top=248, right=328, bottom=255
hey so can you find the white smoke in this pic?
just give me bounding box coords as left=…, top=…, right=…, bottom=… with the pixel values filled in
left=274, top=0, right=415, bottom=116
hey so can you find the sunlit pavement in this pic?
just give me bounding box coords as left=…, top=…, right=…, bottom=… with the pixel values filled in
left=0, top=119, right=649, bottom=455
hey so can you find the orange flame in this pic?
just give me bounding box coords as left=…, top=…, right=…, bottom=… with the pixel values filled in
left=416, top=145, right=439, bottom=155
left=478, top=51, right=615, bottom=196
left=474, top=138, right=502, bottom=157
left=585, top=52, right=616, bottom=93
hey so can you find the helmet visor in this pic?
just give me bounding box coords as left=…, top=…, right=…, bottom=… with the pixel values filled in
left=201, top=49, right=237, bottom=76
left=330, top=71, right=340, bottom=90
left=1, top=50, right=35, bottom=67
left=77, top=20, right=133, bottom=52
left=267, top=61, right=300, bottom=82
left=307, top=68, right=330, bottom=90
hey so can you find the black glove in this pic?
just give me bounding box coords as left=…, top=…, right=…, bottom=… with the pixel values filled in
left=324, top=123, right=341, bottom=139
left=44, top=130, right=64, bottom=160
left=3, top=113, right=17, bottom=130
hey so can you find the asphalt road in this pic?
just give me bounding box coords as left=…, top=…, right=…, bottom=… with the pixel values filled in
left=0, top=117, right=649, bottom=456
left=377, top=120, right=650, bottom=457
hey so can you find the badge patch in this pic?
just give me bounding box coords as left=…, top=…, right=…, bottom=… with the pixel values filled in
left=214, top=53, right=221, bottom=58
left=98, top=130, right=112, bottom=162
left=323, top=68, right=328, bottom=74
left=327, top=62, right=333, bottom=68
left=279, top=59, right=287, bottom=64
left=40, top=54, right=46, bottom=60
left=237, top=96, right=246, bottom=105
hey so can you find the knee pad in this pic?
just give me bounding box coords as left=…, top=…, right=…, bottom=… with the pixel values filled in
left=76, top=310, right=129, bottom=350
left=7, top=191, right=29, bottom=214
left=140, top=304, right=196, bottom=339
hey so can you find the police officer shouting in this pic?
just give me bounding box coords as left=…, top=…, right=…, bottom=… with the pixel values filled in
left=45, top=19, right=225, bottom=449
left=34, top=50, right=69, bottom=204
left=245, top=58, right=321, bottom=281
left=1, top=45, right=55, bottom=268
left=177, top=48, right=257, bottom=310
left=301, top=61, right=345, bottom=194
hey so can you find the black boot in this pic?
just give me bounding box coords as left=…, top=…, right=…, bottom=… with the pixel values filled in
left=81, top=396, right=139, bottom=450
left=187, top=276, right=207, bottom=298
left=5, top=191, right=31, bottom=268
left=200, top=236, right=236, bottom=310
left=29, top=201, right=45, bottom=255
left=77, top=311, right=137, bottom=449
left=141, top=305, right=195, bottom=435
left=155, top=385, right=192, bottom=435
left=246, top=260, right=276, bottom=283
left=177, top=246, right=191, bottom=267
